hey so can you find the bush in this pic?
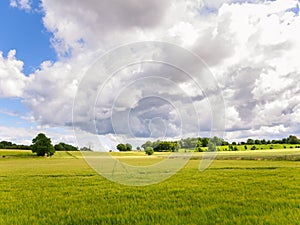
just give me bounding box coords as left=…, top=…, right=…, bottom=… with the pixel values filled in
left=145, top=147, right=154, bottom=155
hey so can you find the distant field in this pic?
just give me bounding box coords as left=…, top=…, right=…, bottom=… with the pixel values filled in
left=1, top=150, right=300, bottom=224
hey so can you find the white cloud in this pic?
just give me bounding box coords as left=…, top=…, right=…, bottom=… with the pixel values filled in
left=0, top=50, right=29, bottom=98
left=0, top=125, right=76, bottom=146
left=4, top=0, right=300, bottom=144
left=10, top=0, right=31, bottom=11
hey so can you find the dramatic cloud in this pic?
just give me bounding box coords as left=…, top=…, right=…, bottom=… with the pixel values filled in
left=3, top=0, right=300, bottom=146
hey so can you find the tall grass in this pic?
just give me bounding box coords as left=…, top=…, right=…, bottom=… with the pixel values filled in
left=0, top=150, right=300, bottom=224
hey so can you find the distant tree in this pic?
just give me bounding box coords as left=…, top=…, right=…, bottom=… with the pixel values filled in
left=287, top=135, right=299, bottom=144
left=80, top=147, right=91, bottom=151
left=247, top=139, right=254, bottom=145
left=136, top=147, right=141, bottom=151
left=153, top=141, right=179, bottom=152
left=207, top=141, right=217, bottom=152
left=232, top=142, right=237, bottom=145
left=145, top=147, right=154, bottom=155
left=211, top=136, right=223, bottom=146
left=116, top=143, right=127, bottom=151
left=31, top=133, right=55, bottom=156
left=254, top=139, right=261, bottom=145
left=201, top=138, right=210, bottom=147
left=54, top=142, right=78, bottom=151
left=126, top=143, right=132, bottom=151
left=180, top=137, right=198, bottom=148
left=141, top=141, right=153, bottom=150
left=195, top=139, right=204, bottom=152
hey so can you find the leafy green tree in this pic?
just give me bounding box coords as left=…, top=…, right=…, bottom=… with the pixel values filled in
left=254, top=139, right=261, bottom=145
left=247, top=139, right=254, bottom=145
left=116, top=143, right=127, bottom=151
left=153, top=141, right=179, bottom=152
left=195, top=139, right=204, bottom=152
left=287, top=135, right=299, bottom=144
left=145, top=147, right=154, bottom=155
left=141, top=141, right=153, bottom=150
left=201, top=138, right=210, bottom=147
left=126, top=143, right=132, bottom=151
left=207, top=141, right=216, bottom=152
left=31, top=133, right=55, bottom=156
left=54, top=142, right=78, bottom=151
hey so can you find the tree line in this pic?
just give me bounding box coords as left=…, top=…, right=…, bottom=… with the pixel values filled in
left=116, top=135, right=300, bottom=153
left=0, top=133, right=78, bottom=156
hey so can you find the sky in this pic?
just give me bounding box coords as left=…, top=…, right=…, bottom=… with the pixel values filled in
left=0, top=0, right=300, bottom=149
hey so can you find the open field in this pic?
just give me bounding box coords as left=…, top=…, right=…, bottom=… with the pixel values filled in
left=1, top=150, right=300, bottom=224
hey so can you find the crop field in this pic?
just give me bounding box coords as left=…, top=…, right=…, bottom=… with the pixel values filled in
left=1, top=149, right=300, bottom=224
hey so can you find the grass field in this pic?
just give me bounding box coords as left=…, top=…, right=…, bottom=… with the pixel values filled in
left=1, top=149, right=300, bottom=224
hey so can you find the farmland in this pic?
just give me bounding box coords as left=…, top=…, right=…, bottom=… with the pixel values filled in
left=1, top=149, right=300, bottom=224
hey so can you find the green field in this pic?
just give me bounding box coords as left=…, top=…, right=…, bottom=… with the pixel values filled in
left=1, top=150, right=300, bottom=224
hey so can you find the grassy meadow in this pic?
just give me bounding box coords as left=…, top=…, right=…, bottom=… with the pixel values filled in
left=1, top=149, right=300, bottom=224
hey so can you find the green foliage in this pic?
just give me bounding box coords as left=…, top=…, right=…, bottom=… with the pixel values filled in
left=116, top=143, right=127, bottom=151
left=141, top=141, right=153, bottom=150
left=287, top=135, right=300, bottom=144
left=207, top=141, right=217, bottom=152
left=180, top=137, right=198, bottom=148
left=54, top=142, right=78, bottom=151
left=153, top=141, right=179, bottom=152
left=247, top=139, right=255, bottom=145
left=194, top=139, right=204, bottom=152
left=0, top=141, right=30, bottom=150
left=126, top=143, right=132, bottom=151
left=145, top=147, right=154, bottom=155
left=117, top=143, right=132, bottom=151
left=31, top=133, right=55, bottom=156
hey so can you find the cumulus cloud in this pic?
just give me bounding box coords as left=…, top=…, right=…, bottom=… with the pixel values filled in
left=0, top=50, right=28, bottom=98
left=4, top=0, right=300, bottom=146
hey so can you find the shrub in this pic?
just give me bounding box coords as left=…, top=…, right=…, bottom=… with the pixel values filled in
left=145, top=147, right=154, bottom=155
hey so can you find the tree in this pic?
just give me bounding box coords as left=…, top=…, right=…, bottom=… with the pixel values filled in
left=246, top=139, right=254, bottom=145
left=145, top=147, right=154, bottom=155
left=287, top=135, right=299, bottom=144
left=126, top=143, right=132, bottom=151
left=141, top=141, right=153, bottom=150
left=54, top=142, right=78, bottom=151
left=195, top=139, right=204, bottom=152
left=153, top=141, right=179, bottom=152
left=254, top=139, right=261, bottom=145
left=207, top=141, right=217, bottom=152
left=116, top=143, right=127, bottom=151
left=31, top=133, right=55, bottom=156
left=201, top=138, right=210, bottom=147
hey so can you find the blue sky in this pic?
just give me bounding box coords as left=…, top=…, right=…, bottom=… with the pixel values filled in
left=1, top=0, right=300, bottom=147
left=0, top=1, right=56, bottom=75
